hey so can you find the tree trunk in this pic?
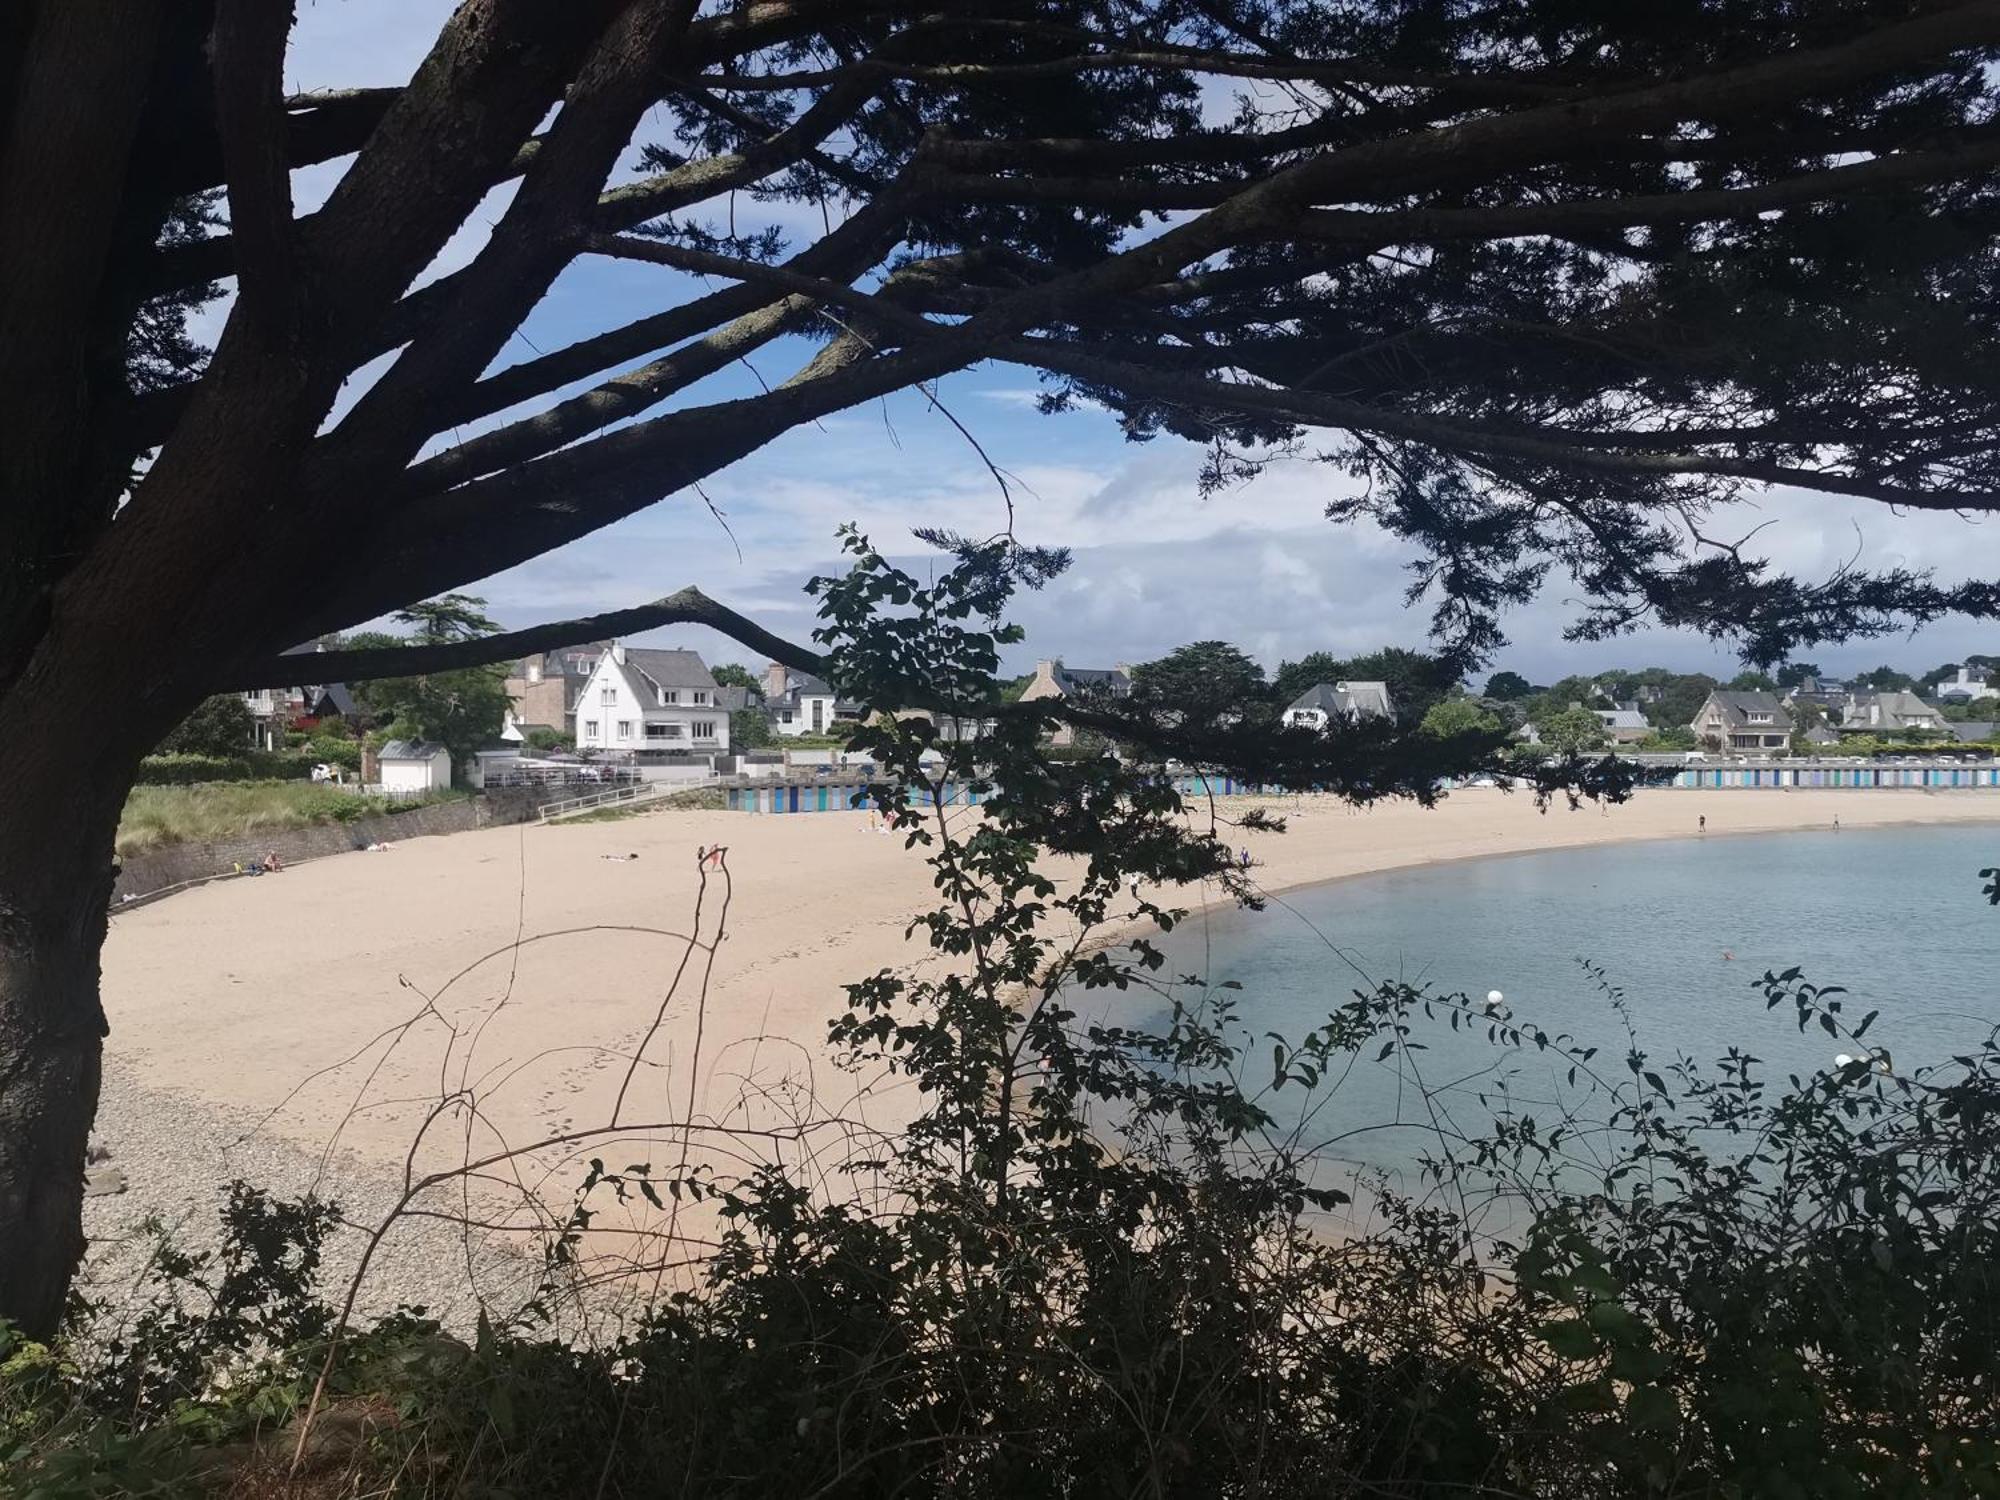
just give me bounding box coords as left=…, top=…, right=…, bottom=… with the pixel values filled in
left=0, top=778, right=122, bottom=1340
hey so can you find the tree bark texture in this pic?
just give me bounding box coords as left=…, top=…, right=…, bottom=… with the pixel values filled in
left=0, top=781, right=123, bottom=1341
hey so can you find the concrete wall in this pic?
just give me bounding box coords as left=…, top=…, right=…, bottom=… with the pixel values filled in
left=113, top=791, right=540, bottom=905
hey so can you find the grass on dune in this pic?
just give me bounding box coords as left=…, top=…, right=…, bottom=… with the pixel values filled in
left=115, top=781, right=460, bottom=857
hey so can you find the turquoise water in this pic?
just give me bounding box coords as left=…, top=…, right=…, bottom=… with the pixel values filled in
left=1132, top=825, right=2000, bottom=1192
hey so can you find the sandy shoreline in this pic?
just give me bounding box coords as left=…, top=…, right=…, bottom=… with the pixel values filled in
left=87, top=786, right=2000, bottom=1314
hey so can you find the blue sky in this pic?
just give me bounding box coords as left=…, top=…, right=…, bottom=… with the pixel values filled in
left=269, top=2, right=2000, bottom=686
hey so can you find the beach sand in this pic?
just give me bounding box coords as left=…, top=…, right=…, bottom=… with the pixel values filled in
left=87, top=787, right=2000, bottom=1317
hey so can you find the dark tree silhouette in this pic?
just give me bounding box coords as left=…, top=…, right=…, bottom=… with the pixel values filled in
left=4, top=0, right=2000, bottom=1334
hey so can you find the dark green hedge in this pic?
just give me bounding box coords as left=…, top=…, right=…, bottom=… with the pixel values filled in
left=134, top=751, right=320, bottom=785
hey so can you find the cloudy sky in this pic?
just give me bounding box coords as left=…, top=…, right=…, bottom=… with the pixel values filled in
left=276, top=2, right=2000, bottom=686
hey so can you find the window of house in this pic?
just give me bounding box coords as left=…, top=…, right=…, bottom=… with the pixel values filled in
left=646, top=722, right=681, bottom=739
left=601, top=687, right=615, bottom=705
left=584, top=720, right=599, bottom=737
left=778, top=709, right=793, bottom=723
left=692, top=720, right=716, bottom=739
left=616, top=720, right=632, bottom=738
left=662, top=689, right=678, bottom=704
left=693, top=690, right=709, bottom=706
left=1747, top=712, right=1771, bottom=724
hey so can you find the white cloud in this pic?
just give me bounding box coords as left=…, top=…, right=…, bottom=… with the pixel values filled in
left=976, top=388, right=1050, bottom=409
left=456, top=411, right=2000, bottom=683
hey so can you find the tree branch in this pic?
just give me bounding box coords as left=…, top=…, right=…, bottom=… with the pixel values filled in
left=997, top=337, right=2000, bottom=512
left=403, top=292, right=808, bottom=493
left=228, top=586, right=824, bottom=689
left=229, top=579, right=1222, bottom=769
left=316, top=0, right=700, bottom=477
left=288, top=336, right=978, bottom=644
left=209, top=0, right=296, bottom=312
left=585, top=231, right=938, bottom=341
left=693, top=41, right=1590, bottom=97
left=1282, top=132, right=2000, bottom=246
left=139, top=3, right=891, bottom=303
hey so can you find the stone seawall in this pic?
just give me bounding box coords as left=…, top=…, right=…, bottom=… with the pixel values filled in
left=113, top=791, right=540, bottom=905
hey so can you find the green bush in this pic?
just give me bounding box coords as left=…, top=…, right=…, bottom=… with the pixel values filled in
left=304, top=736, right=362, bottom=771
left=132, top=753, right=252, bottom=785
left=134, top=750, right=318, bottom=785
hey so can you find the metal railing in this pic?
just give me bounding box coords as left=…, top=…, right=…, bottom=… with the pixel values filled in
left=537, top=776, right=723, bottom=822
left=484, top=766, right=643, bottom=790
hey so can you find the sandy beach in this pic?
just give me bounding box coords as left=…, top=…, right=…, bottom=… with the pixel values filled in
left=84, top=786, right=2000, bottom=1319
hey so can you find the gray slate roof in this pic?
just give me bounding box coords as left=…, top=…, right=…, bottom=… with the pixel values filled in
left=1286, top=683, right=1348, bottom=715
left=622, top=648, right=719, bottom=694
left=1844, top=689, right=1944, bottom=727
left=1949, top=721, right=1996, bottom=742
left=1597, top=709, right=1648, bottom=731
left=309, top=682, right=358, bottom=717
left=378, top=739, right=448, bottom=760
left=1058, top=665, right=1130, bottom=692
left=1783, top=676, right=1849, bottom=706
left=1286, top=681, right=1394, bottom=721
left=773, top=672, right=864, bottom=717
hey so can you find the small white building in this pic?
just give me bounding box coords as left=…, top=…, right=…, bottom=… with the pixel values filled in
left=467, top=745, right=522, bottom=789
left=574, top=642, right=730, bottom=756
left=1282, top=680, right=1395, bottom=730
left=378, top=739, right=452, bottom=792
left=1934, top=664, right=1992, bottom=703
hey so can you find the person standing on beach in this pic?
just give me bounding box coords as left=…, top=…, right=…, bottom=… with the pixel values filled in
left=1699, top=814, right=1706, bottom=834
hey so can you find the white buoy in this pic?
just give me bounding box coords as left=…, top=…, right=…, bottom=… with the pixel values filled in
left=1484, top=990, right=1504, bottom=1012
left=1834, top=1054, right=1854, bottom=1068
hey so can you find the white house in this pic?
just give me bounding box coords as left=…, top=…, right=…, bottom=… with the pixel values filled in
left=1934, top=664, right=1992, bottom=703
left=1282, top=681, right=1395, bottom=730
left=761, top=662, right=862, bottom=739
left=573, top=643, right=729, bottom=756
left=378, top=739, right=452, bottom=792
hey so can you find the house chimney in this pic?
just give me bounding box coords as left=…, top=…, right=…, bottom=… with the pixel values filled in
left=762, top=661, right=789, bottom=698
left=611, top=641, right=626, bottom=665
left=361, top=742, right=380, bottom=784
left=1035, top=658, right=1058, bottom=679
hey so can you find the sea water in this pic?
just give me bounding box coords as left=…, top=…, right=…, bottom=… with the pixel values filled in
left=1127, top=824, right=2000, bottom=1197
